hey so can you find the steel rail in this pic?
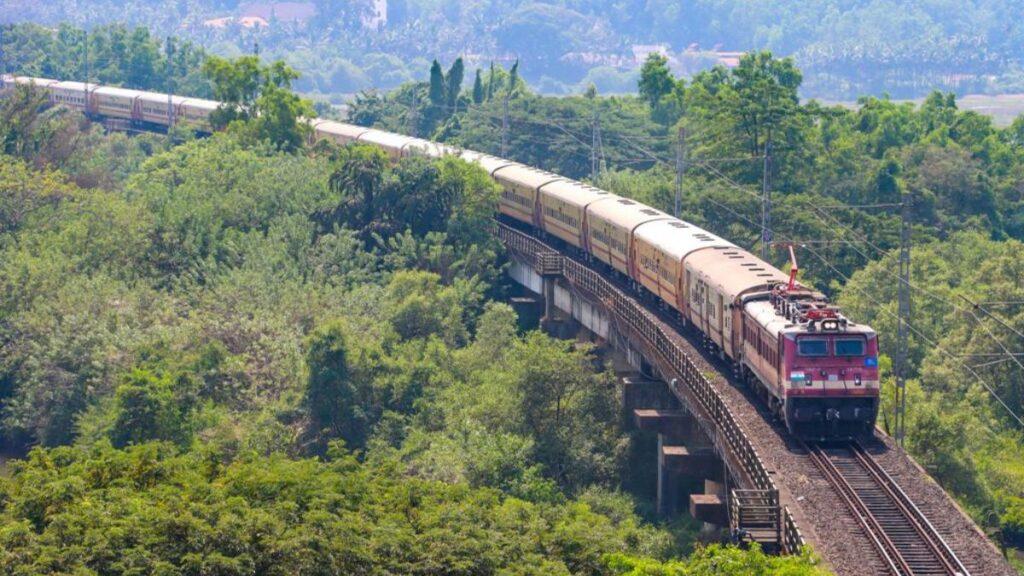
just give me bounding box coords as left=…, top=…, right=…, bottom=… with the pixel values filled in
left=850, top=443, right=970, bottom=576
left=806, top=443, right=907, bottom=575
left=807, top=441, right=970, bottom=576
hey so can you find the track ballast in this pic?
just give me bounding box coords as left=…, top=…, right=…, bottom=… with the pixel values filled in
left=806, top=441, right=971, bottom=576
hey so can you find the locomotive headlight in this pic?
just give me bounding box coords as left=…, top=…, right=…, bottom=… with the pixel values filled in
left=854, top=375, right=862, bottom=386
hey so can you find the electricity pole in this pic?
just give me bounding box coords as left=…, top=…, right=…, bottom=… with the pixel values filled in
left=166, top=36, right=175, bottom=130
left=409, top=88, right=419, bottom=138
left=675, top=126, right=686, bottom=218
left=501, top=93, right=509, bottom=158
left=1, top=25, right=6, bottom=79
left=84, top=29, right=91, bottom=114
left=591, top=104, right=604, bottom=182
left=760, top=137, right=773, bottom=260
left=894, top=190, right=912, bottom=448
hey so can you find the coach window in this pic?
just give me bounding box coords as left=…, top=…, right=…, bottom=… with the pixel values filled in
left=835, top=338, right=865, bottom=356
left=797, top=338, right=828, bottom=357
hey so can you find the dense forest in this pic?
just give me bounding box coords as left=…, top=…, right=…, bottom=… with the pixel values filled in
left=1, top=20, right=1023, bottom=573
left=0, top=38, right=831, bottom=574
left=2, top=0, right=1024, bottom=98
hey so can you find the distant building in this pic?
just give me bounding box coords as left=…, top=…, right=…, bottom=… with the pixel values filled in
left=203, top=15, right=269, bottom=29
left=239, top=2, right=316, bottom=23
left=716, top=51, right=744, bottom=68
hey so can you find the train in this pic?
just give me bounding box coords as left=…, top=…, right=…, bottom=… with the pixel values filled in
left=0, top=74, right=880, bottom=439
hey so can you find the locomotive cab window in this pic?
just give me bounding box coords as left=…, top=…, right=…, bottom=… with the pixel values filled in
left=797, top=338, right=828, bottom=357
left=835, top=338, right=865, bottom=356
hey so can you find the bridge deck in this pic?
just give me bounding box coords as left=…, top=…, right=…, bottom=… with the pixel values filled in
left=498, top=222, right=1014, bottom=576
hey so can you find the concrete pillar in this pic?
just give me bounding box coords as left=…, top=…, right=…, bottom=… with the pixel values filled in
left=509, top=295, right=544, bottom=330
left=622, top=378, right=680, bottom=421
left=540, top=277, right=575, bottom=338
left=657, top=433, right=682, bottom=516
left=542, top=276, right=556, bottom=321
left=690, top=479, right=729, bottom=529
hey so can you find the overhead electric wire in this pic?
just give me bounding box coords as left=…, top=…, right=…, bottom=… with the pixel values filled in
left=800, top=243, right=1024, bottom=428
left=664, top=151, right=1024, bottom=424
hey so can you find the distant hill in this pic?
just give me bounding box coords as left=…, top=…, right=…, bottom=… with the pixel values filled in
left=2, top=0, right=1022, bottom=99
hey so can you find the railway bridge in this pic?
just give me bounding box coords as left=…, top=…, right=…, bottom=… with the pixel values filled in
left=3, top=75, right=1014, bottom=575
left=497, top=222, right=1015, bottom=576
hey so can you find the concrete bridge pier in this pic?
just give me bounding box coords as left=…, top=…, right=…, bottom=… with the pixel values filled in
left=632, top=404, right=725, bottom=523
left=540, top=276, right=576, bottom=338
left=506, top=254, right=730, bottom=529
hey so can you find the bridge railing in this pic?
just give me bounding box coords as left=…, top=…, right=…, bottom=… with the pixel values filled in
left=496, top=223, right=806, bottom=555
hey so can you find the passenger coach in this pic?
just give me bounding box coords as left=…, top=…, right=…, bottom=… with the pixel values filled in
left=0, top=73, right=882, bottom=439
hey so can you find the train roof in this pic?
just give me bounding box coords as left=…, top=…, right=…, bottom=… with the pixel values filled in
left=493, top=163, right=563, bottom=189
left=357, top=128, right=418, bottom=152
left=52, top=80, right=98, bottom=91
left=11, top=76, right=60, bottom=86
left=93, top=86, right=141, bottom=99
left=403, top=138, right=457, bottom=159
left=136, top=91, right=188, bottom=105
left=460, top=150, right=516, bottom=175
left=634, top=218, right=735, bottom=262
left=179, top=98, right=221, bottom=111
left=687, top=247, right=789, bottom=303
left=315, top=120, right=370, bottom=140
left=588, top=197, right=672, bottom=231
left=745, top=300, right=789, bottom=337
left=539, top=179, right=617, bottom=209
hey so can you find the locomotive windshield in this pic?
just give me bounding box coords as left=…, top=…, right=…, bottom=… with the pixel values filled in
left=797, top=339, right=828, bottom=356
left=835, top=338, right=866, bottom=356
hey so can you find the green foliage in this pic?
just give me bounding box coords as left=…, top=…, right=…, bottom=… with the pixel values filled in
left=1, top=23, right=211, bottom=96
left=202, top=56, right=315, bottom=151
left=304, top=321, right=366, bottom=448
left=429, top=60, right=446, bottom=106
left=638, top=54, right=684, bottom=125
left=839, top=232, right=1024, bottom=546
left=604, top=544, right=826, bottom=575
left=0, top=442, right=677, bottom=575
left=110, top=369, right=194, bottom=448
left=473, top=69, right=485, bottom=105
left=1003, top=498, right=1024, bottom=549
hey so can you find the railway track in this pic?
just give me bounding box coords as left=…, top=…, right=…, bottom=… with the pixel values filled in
left=805, top=441, right=971, bottom=576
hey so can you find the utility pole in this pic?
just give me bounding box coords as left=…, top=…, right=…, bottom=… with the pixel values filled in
left=894, top=190, right=912, bottom=448
left=165, top=36, right=175, bottom=130
left=84, top=29, right=91, bottom=115
left=408, top=88, right=419, bottom=138
left=501, top=93, right=509, bottom=158
left=591, top=104, right=604, bottom=182
left=675, top=126, right=686, bottom=218
left=1, top=25, right=7, bottom=79
left=760, top=137, right=773, bottom=260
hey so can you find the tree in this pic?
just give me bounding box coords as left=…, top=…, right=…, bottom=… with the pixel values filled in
left=202, top=56, right=313, bottom=150
left=638, top=53, right=674, bottom=110
left=508, top=59, right=520, bottom=97
left=110, top=368, right=193, bottom=448
left=509, top=332, right=624, bottom=489
left=446, top=57, right=465, bottom=111
left=253, top=83, right=315, bottom=152
left=304, top=321, right=367, bottom=447
left=324, top=143, right=388, bottom=232
left=428, top=59, right=446, bottom=106
left=472, top=69, right=484, bottom=105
